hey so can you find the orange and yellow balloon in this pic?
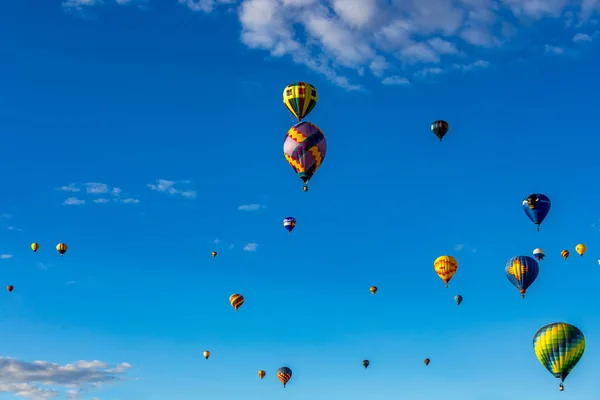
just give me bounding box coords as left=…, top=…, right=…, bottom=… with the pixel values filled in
left=56, top=243, right=68, bottom=256
left=203, top=350, right=210, bottom=359
left=369, top=286, right=377, bottom=295
left=561, top=250, right=570, bottom=260
left=575, top=244, right=586, bottom=257
left=211, top=251, right=217, bottom=257
left=434, top=255, right=458, bottom=288
left=258, top=370, right=266, bottom=379
left=229, top=294, right=244, bottom=311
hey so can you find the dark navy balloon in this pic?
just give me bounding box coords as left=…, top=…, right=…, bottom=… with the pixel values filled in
left=505, top=256, right=539, bottom=299
left=522, top=194, right=551, bottom=231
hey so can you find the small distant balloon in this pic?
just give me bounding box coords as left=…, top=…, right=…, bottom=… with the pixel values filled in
left=454, top=295, right=463, bottom=305
left=283, top=217, right=297, bottom=233
left=533, top=248, right=545, bottom=261
left=212, top=251, right=217, bottom=257
left=431, top=120, right=449, bottom=141
left=6, top=285, right=13, bottom=293
left=522, top=194, right=551, bottom=231
left=229, top=294, right=244, bottom=311
left=56, top=243, right=68, bottom=256
left=276, top=366, right=292, bottom=388
left=576, top=244, right=586, bottom=257
left=31, top=243, right=39, bottom=252
left=362, top=360, right=370, bottom=369
left=424, top=358, right=430, bottom=366
left=561, top=250, right=570, bottom=260
left=258, top=370, right=266, bottom=379
left=203, top=351, right=210, bottom=359
left=369, top=286, right=377, bottom=295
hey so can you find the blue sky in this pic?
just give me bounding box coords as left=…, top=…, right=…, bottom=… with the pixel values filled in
left=0, top=0, right=600, bottom=399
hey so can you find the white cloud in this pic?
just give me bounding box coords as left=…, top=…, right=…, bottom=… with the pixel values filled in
left=454, top=243, right=477, bottom=253
left=56, top=184, right=80, bottom=192
left=0, top=255, right=13, bottom=260
left=414, top=67, right=444, bottom=78
left=453, top=59, right=490, bottom=71
left=147, top=179, right=197, bottom=199
left=63, top=197, right=85, bottom=206
left=120, top=198, right=140, bottom=204
left=573, top=32, right=593, bottom=41
left=85, top=183, right=109, bottom=194
left=93, top=198, right=110, bottom=204
left=381, top=76, right=410, bottom=85
left=243, top=242, right=258, bottom=252
left=453, top=244, right=465, bottom=251
left=174, top=0, right=599, bottom=89
left=0, top=357, right=131, bottom=399
left=544, top=44, right=565, bottom=54
left=237, top=204, right=265, bottom=211
left=62, top=0, right=143, bottom=13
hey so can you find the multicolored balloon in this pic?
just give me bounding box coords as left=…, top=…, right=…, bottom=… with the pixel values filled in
left=576, top=244, right=586, bottom=257
left=434, top=255, right=458, bottom=288
left=283, top=217, right=296, bottom=233
left=431, top=120, right=449, bottom=141
left=454, top=294, right=463, bottom=305
left=229, top=294, right=244, bottom=311
left=212, top=251, right=217, bottom=257
left=362, top=360, right=370, bottom=369
left=505, top=256, right=539, bottom=298
left=283, top=82, right=318, bottom=121
left=424, top=358, right=430, bottom=366
left=533, top=248, right=544, bottom=261
left=283, top=122, right=327, bottom=192
left=276, top=366, right=292, bottom=388
left=369, top=286, right=377, bottom=295
left=522, top=194, right=551, bottom=231
left=561, top=250, right=570, bottom=260
left=56, top=243, right=68, bottom=256
left=258, top=370, right=266, bottom=380
left=203, top=350, right=210, bottom=359
left=533, top=322, right=585, bottom=391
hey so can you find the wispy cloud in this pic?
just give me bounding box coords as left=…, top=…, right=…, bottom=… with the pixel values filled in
left=454, top=243, right=477, bottom=253
left=544, top=44, right=564, bottom=55
left=147, top=179, right=197, bottom=199
left=213, top=238, right=221, bottom=244
left=0, top=254, right=13, bottom=260
left=381, top=76, right=410, bottom=85
left=37, top=263, right=52, bottom=270
left=243, top=242, right=258, bottom=252
left=66, top=280, right=77, bottom=285
left=573, top=33, right=593, bottom=42
left=171, top=0, right=600, bottom=90
left=58, top=182, right=139, bottom=205
left=453, top=244, right=465, bottom=251
left=0, top=357, right=131, bottom=399
left=237, top=204, right=265, bottom=211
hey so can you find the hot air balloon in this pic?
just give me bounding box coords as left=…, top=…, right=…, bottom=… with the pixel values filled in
left=6, top=286, right=13, bottom=292
left=283, top=82, right=318, bottom=121
left=424, top=358, right=430, bottom=366
left=258, top=370, right=266, bottom=379
left=283, top=122, right=327, bottom=192
left=505, top=256, right=539, bottom=298
left=369, top=286, right=377, bottom=295
left=533, top=248, right=544, bottom=261
left=533, top=322, right=585, bottom=391
left=434, top=255, right=458, bottom=288
left=576, top=244, right=586, bottom=257
left=211, top=251, right=217, bottom=257
left=31, top=243, right=39, bottom=252
left=283, top=217, right=296, bottom=233
left=203, top=350, right=210, bottom=359
left=229, top=294, right=244, bottom=311
left=276, top=366, right=292, bottom=388
left=431, top=120, right=449, bottom=141
left=597, top=258, right=600, bottom=265
left=561, top=250, right=570, bottom=260
left=56, top=243, right=68, bottom=256
left=522, top=194, right=551, bottom=231
left=362, top=360, right=370, bottom=369
left=454, top=295, right=463, bottom=305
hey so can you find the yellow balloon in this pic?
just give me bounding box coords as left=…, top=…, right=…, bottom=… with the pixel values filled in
left=56, top=243, right=68, bottom=256
left=434, top=255, right=458, bottom=288
left=575, top=244, right=586, bottom=257
left=258, top=370, right=266, bottom=379
left=203, top=350, right=210, bottom=359
left=31, top=242, right=39, bottom=252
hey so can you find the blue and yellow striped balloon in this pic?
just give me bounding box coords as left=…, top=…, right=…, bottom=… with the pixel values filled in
left=533, top=322, right=585, bottom=390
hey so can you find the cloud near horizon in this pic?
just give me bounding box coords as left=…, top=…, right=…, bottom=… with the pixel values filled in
left=58, top=183, right=139, bottom=205
left=0, top=357, right=132, bottom=400
left=64, top=0, right=600, bottom=89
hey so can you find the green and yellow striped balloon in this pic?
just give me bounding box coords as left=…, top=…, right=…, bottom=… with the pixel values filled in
left=533, top=322, right=585, bottom=390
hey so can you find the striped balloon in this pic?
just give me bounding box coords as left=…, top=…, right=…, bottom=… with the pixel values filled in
left=434, top=255, right=458, bottom=288
left=533, top=322, right=585, bottom=390
left=283, top=122, right=327, bottom=192
left=276, top=366, right=292, bottom=388
left=229, top=294, right=244, bottom=311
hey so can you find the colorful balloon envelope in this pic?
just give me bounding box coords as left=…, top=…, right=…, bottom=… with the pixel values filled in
left=258, top=370, right=266, bottom=379
left=203, top=350, right=210, bottom=359
left=522, top=194, right=551, bottom=231
left=561, top=250, right=570, bottom=260
left=424, top=358, right=430, bottom=366
left=431, top=120, right=449, bottom=141
left=533, top=322, right=585, bottom=391
left=6, top=285, right=13, bottom=293
left=229, top=294, right=244, bottom=311
left=369, top=286, right=377, bottom=295
left=283, top=122, right=327, bottom=192
left=212, top=251, right=217, bottom=257
left=434, top=255, right=458, bottom=288
left=56, top=243, right=68, bottom=256
left=505, top=256, right=539, bottom=298
left=532, top=248, right=544, bottom=261
left=454, top=294, right=463, bottom=305
left=576, top=244, right=586, bottom=256
left=362, top=360, right=370, bottom=369
left=276, top=366, right=292, bottom=388
left=283, top=82, right=318, bottom=121
left=283, top=217, right=296, bottom=233
left=31, top=242, right=39, bottom=252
